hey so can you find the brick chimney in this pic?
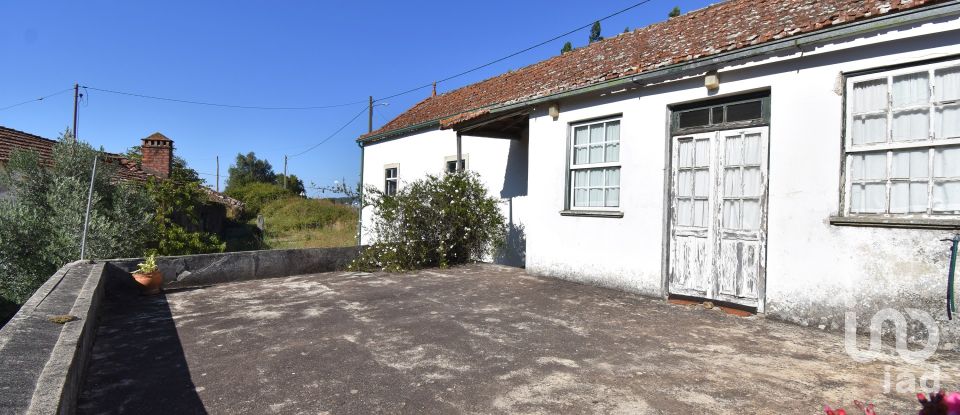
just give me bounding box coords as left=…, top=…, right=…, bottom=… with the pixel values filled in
left=141, top=132, right=173, bottom=179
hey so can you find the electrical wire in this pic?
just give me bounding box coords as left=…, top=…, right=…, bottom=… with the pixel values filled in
left=374, top=0, right=655, bottom=102
left=287, top=106, right=369, bottom=158
left=0, top=87, right=74, bottom=111
left=82, top=86, right=368, bottom=110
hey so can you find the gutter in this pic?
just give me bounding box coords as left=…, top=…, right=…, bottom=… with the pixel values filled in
left=359, top=0, right=960, bottom=144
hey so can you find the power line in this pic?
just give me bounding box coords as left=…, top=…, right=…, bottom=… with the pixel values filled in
left=375, top=0, right=655, bottom=102
left=0, top=87, right=74, bottom=111
left=288, top=106, right=369, bottom=158
left=82, top=85, right=368, bottom=110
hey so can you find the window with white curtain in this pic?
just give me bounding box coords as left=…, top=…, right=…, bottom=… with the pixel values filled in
left=569, top=118, right=621, bottom=209
left=845, top=59, right=960, bottom=216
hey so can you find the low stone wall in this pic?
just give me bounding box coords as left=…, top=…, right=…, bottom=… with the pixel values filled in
left=0, top=246, right=361, bottom=414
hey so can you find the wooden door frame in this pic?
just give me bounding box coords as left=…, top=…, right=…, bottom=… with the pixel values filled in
left=660, top=126, right=772, bottom=313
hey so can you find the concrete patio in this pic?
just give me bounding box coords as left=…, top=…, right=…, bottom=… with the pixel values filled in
left=77, top=264, right=959, bottom=414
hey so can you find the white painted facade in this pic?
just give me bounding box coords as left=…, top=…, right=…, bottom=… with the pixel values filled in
left=361, top=15, right=960, bottom=343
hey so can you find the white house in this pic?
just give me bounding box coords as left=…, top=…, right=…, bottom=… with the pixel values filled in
left=358, top=0, right=960, bottom=345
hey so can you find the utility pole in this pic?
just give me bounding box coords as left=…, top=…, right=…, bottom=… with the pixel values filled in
left=368, top=96, right=373, bottom=133
left=283, top=155, right=288, bottom=190
left=215, top=156, right=220, bottom=192
left=72, top=83, right=79, bottom=138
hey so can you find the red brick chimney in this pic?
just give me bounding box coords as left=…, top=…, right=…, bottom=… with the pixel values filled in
left=141, top=132, right=173, bottom=179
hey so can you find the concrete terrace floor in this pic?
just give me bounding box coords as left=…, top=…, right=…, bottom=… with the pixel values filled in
left=78, top=264, right=959, bottom=414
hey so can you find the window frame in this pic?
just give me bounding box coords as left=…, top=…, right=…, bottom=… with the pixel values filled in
left=384, top=164, right=399, bottom=196
left=565, top=115, right=623, bottom=211
left=840, top=57, right=960, bottom=220
left=443, top=154, right=468, bottom=174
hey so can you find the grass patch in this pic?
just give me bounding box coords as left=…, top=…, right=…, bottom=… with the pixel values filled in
left=259, top=197, right=357, bottom=249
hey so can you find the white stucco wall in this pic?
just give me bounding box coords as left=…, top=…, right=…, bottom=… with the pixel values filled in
left=362, top=15, right=960, bottom=344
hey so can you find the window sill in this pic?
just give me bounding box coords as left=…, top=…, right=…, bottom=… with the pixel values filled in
left=559, top=210, right=624, bottom=218
left=829, top=215, right=960, bottom=230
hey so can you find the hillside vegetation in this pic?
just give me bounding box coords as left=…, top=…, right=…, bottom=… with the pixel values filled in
left=260, top=197, right=357, bottom=249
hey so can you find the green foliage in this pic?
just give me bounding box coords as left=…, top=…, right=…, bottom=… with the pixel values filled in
left=144, top=173, right=225, bottom=256
left=668, top=6, right=681, bottom=18
left=350, top=171, right=506, bottom=273
left=0, top=130, right=154, bottom=309
left=226, top=181, right=293, bottom=217
left=561, top=41, right=573, bottom=54
left=225, top=152, right=276, bottom=193
left=589, top=21, right=603, bottom=43
left=135, top=253, right=158, bottom=274
left=261, top=196, right=355, bottom=234
left=275, top=173, right=305, bottom=195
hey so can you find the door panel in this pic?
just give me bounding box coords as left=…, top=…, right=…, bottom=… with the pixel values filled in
left=668, top=127, right=768, bottom=309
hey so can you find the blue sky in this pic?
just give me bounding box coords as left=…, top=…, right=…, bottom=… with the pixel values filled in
left=0, top=0, right=713, bottom=196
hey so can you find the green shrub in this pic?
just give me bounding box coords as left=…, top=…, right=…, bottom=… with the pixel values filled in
left=350, top=171, right=505, bottom=272
left=261, top=196, right=356, bottom=234
left=226, top=182, right=292, bottom=217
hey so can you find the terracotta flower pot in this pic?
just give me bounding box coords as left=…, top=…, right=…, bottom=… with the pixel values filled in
left=132, top=270, right=163, bottom=295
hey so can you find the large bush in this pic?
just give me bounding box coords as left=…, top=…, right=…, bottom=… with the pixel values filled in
left=350, top=171, right=505, bottom=272
left=226, top=181, right=291, bottom=218
left=0, top=134, right=154, bottom=319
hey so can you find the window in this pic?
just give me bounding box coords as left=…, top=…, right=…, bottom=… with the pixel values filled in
left=444, top=155, right=467, bottom=174
left=384, top=166, right=398, bottom=196
left=569, top=118, right=620, bottom=208
left=674, top=96, right=768, bottom=131
left=844, top=59, right=960, bottom=216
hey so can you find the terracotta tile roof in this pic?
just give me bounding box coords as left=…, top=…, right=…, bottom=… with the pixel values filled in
left=0, top=125, right=242, bottom=208
left=361, top=0, right=949, bottom=142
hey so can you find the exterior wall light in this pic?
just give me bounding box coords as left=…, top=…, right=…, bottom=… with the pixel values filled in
left=704, top=71, right=720, bottom=90
left=549, top=103, right=560, bottom=120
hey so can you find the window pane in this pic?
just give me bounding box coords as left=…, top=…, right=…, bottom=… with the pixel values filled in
left=934, top=181, right=960, bottom=211
left=694, top=169, right=709, bottom=197
left=743, top=167, right=761, bottom=196
left=935, top=147, right=960, bottom=178
left=723, top=168, right=741, bottom=197
left=605, top=168, right=620, bottom=186
left=723, top=200, right=740, bottom=229
left=744, top=133, right=761, bottom=165
left=678, top=141, right=694, bottom=167
left=605, top=188, right=620, bottom=207
left=677, top=171, right=692, bottom=197
left=678, top=200, right=693, bottom=226
left=574, top=126, right=589, bottom=144
left=852, top=78, right=888, bottom=113
left=855, top=153, right=886, bottom=180
left=589, top=169, right=603, bottom=186
left=694, top=139, right=710, bottom=167
left=890, top=182, right=909, bottom=213
left=935, top=66, right=960, bottom=102
left=742, top=199, right=760, bottom=230
left=590, top=124, right=604, bottom=144
left=678, top=108, right=710, bottom=128
left=711, top=107, right=724, bottom=124
left=574, top=146, right=589, bottom=165
left=726, top=100, right=763, bottom=122
left=725, top=135, right=742, bottom=165
left=589, top=188, right=604, bottom=207
left=605, top=142, right=620, bottom=162
left=694, top=199, right=709, bottom=227
left=891, top=150, right=928, bottom=179
left=851, top=114, right=887, bottom=145
left=864, top=183, right=886, bottom=213
left=911, top=182, right=928, bottom=213
left=574, top=189, right=589, bottom=207
left=892, top=72, right=929, bottom=108
left=605, top=121, right=620, bottom=142
left=936, top=105, right=960, bottom=139
left=851, top=184, right=864, bottom=213
left=589, top=145, right=604, bottom=163
left=892, top=109, right=929, bottom=141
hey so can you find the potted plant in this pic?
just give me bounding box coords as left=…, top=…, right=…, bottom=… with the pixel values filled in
left=131, top=253, right=163, bottom=295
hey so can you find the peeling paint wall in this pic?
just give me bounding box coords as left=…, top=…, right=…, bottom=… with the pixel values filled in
left=362, top=16, right=960, bottom=347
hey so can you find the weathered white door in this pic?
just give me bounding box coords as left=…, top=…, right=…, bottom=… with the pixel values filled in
left=669, top=127, right=768, bottom=309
